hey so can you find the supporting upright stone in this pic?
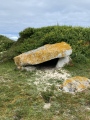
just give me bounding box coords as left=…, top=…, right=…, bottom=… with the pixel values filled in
left=56, top=56, right=71, bottom=68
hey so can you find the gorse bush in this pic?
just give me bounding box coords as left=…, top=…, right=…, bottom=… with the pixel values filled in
left=0, top=35, right=15, bottom=52
left=0, top=25, right=90, bottom=63
left=19, top=27, right=35, bottom=41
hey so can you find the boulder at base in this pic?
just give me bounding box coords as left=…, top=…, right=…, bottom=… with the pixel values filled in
left=62, top=76, right=90, bottom=93
left=14, top=42, right=72, bottom=69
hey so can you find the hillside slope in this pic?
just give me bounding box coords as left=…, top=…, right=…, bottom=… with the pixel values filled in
left=0, top=25, right=90, bottom=63
left=0, top=35, right=15, bottom=52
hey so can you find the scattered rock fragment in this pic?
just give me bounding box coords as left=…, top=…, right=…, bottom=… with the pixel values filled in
left=43, top=103, right=51, bottom=110
left=61, top=76, right=90, bottom=93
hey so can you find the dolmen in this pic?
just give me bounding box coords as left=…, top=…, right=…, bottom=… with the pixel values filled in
left=14, top=42, right=72, bottom=69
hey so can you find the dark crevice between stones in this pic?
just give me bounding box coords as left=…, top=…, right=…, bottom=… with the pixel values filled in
left=23, top=58, right=59, bottom=69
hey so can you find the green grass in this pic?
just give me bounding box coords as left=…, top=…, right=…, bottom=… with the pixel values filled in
left=64, top=59, right=90, bottom=79
left=0, top=60, right=90, bottom=120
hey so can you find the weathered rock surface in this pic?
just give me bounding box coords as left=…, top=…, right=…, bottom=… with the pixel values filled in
left=61, top=76, right=90, bottom=93
left=14, top=42, right=72, bottom=69
left=56, top=56, right=71, bottom=68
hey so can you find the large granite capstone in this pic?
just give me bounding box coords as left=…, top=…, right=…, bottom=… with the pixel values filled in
left=14, top=42, right=72, bottom=69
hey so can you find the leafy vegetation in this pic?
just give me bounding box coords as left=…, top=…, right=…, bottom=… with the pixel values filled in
left=0, top=25, right=90, bottom=63
left=0, top=35, right=15, bottom=52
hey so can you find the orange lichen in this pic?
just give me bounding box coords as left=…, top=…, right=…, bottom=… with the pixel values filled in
left=74, top=76, right=88, bottom=81
left=77, top=84, right=86, bottom=89
left=63, top=76, right=89, bottom=87
left=63, top=79, right=73, bottom=86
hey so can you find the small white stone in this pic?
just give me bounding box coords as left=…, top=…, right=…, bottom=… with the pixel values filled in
left=86, top=107, right=90, bottom=111
left=43, top=103, right=51, bottom=110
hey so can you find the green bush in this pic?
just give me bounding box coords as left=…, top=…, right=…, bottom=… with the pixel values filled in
left=19, top=27, right=35, bottom=41
left=0, top=25, right=90, bottom=63
left=0, top=35, right=15, bottom=52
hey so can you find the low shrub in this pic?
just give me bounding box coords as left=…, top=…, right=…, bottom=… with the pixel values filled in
left=0, top=35, right=15, bottom=52
left=0, top=25, right=90, bottom=63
